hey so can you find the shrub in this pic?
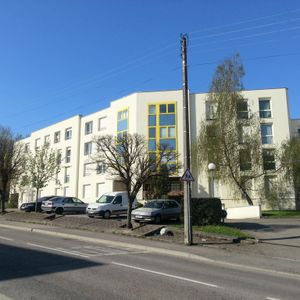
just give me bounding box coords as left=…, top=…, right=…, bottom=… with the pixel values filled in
left=191, top=198, right=223, bottom=225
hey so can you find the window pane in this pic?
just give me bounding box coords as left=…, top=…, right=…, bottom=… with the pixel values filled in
left=160, top=139, right=176, bottom=150
left=261, top=124, right=272, bottom=136
left=148, top=128, right=156, bottom=138
left=168, top=127, right=175, bottom=138
left=259, top=100, right=270, bottom=110
left=148, top=140, right=156, bottom=151
left=160, top=104, right=166, bottom=113
left=159, top=114, right=175, bottom=126
left=148, top=115, right=156, bottom=126
left=260, top=111, right=271, bottom=118
left=160, top=127, right=167, bottom=138
left=168, top=104, right=175, bottom=113
left=149, top=105, right=156, bottom=115
left=117, top=119, right=128, bottom=132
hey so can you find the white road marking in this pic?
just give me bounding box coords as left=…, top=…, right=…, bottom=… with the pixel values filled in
left=27, top=243, right=90, bottom=258
left=0, top=236, right=14, bottom=241
left=266, top=297, right=281, bottom=300
left=111, top=262, right=220, bottom=288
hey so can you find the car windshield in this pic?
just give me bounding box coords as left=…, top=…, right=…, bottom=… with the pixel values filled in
left=96, top=195, right=115, bottom=204
left=144, top=201, right=163, bottom=209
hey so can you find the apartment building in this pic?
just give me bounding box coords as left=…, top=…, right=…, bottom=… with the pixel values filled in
left=18, top=88, right=298, bottom=209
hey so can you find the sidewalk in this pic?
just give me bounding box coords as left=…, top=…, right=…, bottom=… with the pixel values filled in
left=1, top=217, right=300, bottom=280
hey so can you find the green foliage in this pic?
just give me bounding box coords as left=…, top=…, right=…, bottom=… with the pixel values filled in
left=191, top=198, right=223, bottom=225
left=196, top=55, right=264, bottom=206
left=24, top=144, right=61, bottom=202
left=262, top=210, right=300, bottom=217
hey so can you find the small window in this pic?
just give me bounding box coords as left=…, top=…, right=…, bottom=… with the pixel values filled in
left=96, top=162, right=106, bottom=174
left=54, top=131, right=60, bottom=143
left=148, top=105, right=156, bottom=115
left=84, top=163, right=93, bottom=176
left=35, top=138, right=41, bottom=150
left=113, top=196, right=122, bottom=205
left=85, top=121, right=93, bottom=135
left=98, top=117, right=107, bottom=131
left=237, top=100, right=249, bottom=119
left=148, top=115, right=156, bottom=126
left=259, top=99, right=272, bottom=118
left=160, top=104, right=167, bottom=113
left=239, top=149, right=252, bottom=171
left=261, top=124, right=273, bottom=144
left=168, top=104, right=175, bottom=113
left=65, top=147, right=71, bottom=163
left=44, top=135, right=50, bottom=145
left=65, top=128, right=72, bottom=140
left=263, top=149, right=276, bottom=170
left=24, top=143, right=30, bottom=153
left=64, top=167, right=70, bottom=183
left=148, top=128, right=156, bottom=138
left=206, top=101, right=216, bottom=120
left=160, top=127, right=167, bottom=138
left=84, top=142, right=92, bottom=156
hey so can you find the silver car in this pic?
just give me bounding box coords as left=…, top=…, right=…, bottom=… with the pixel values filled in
left=131, top=199, right=181, bottom=224
left=41, top=196, right=87, bottom=214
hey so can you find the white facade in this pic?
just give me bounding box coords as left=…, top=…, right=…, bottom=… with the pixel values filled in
left=18, top=88, right=297, bottom=209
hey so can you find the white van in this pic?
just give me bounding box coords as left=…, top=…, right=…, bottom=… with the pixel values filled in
left=86, top=191, right=136, bottom=219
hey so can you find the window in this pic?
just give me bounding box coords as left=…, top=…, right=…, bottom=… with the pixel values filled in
left=24, top=143, right=30, bottom=153
left=96, top=162, right=106, bottom=174
left=264, top=176, right=277, bottom=194
left=117, top=109, right=128, bottom=133
left=259, top=99, right=272, bottom=118
left=85, top=121, right=93, bottom=135
left=263, top=149, right=276, bottom=170
left=82, top=184, right=91, bottom=199
left=65, top=147, right=71, bottom=163
left=35, top=138, right=41, bottom=150
left=206, top=101, right=216, bottom=120
left=64, top=167, right=70, bottom=183
left=44, top=135, right=50, bottom=145
left=83, top=163, right=93, bottom=176
left=261, top=124, right=273, bottom=144
left=297, top=128, right=300, bottom=137
left=98, top=117, right=107, bottom=131
left=239, top=149, right=252, bottom=171
left=84, top=142, right=92, bottom=156
left=57, top=149, right=62, bottom=165
left=238, top=125, right=251, bottom=144
left=237, top=100, right=249, bottom=119
left=63, top=187, right=70, bottom=196
left=54, top=131, right=60, bottom=143
left=96, top=182, right=105, bottom=197
left=65, top=127, right=72, bottom=140
left=148, top=102, right=177, bottom=172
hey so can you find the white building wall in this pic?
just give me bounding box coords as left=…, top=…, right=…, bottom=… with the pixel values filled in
left=17, top=88, right=296, bottom=209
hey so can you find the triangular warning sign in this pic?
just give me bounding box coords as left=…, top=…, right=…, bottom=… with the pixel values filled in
left=181, top=169, right=195, bottom=182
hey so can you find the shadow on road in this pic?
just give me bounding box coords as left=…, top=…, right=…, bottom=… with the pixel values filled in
left=227, top=222, right=300, bottom=233
left=0, top=243, right=102, bottom=282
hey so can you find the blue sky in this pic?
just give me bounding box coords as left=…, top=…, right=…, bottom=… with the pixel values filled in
left=1, top=0, right=300, bottom=136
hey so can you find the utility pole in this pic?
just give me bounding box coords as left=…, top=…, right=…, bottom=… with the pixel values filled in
left=181, top=34, right=193, bottom=245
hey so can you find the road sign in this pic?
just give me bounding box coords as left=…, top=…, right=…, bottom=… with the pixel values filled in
left=181, top=168, right=194, bottom=182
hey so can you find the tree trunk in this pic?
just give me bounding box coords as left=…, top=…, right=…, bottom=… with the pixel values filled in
left=126, top=187, right=133, bottom=229
left=1, top=182, right=8, bottom=214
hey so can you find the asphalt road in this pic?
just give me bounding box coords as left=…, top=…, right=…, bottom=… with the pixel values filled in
left=0, top=226, right=300, bottom=300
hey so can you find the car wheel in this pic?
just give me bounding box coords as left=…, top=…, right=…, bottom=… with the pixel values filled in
left=103, top=210, right=111, bottom=219
left=55, top=207, right=64, bottom=215
left=154, top=215, right=161, bottom=224
left=88, top=215, right=94, bottom=218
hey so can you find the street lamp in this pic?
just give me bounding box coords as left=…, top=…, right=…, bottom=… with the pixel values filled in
left=208, top=163, right=216, bottom=198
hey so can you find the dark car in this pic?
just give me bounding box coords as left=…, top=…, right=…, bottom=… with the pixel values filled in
left=131, top=199, right=181, bottom=224
left=20, top=196, right=56, bottom=212
left=41, top=196, right=87, bottom=214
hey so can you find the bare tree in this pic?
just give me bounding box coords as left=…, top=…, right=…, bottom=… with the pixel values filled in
left=195, top=55, right=265, bottom=205
left=93, top=133, right=178, bottom=228
left=25, top=143, right=61, bottom=212
left=0, top=126, right=25, bottom=214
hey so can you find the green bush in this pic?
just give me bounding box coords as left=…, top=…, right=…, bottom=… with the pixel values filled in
left=191, top=198, right=223, bottom=225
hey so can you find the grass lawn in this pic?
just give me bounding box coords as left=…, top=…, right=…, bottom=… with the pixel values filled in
left=170, top=224, right=251, bottom=239
left=262, top=210, right=300, bottom=218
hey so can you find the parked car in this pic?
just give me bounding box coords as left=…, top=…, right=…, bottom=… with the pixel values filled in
left=41, top=196, right=87, bottom=214
left=86, top=191, right=136, bottom=219
left=131, top=199, right=181, bottom=224
left=20, top=196, right=56, bottom=212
